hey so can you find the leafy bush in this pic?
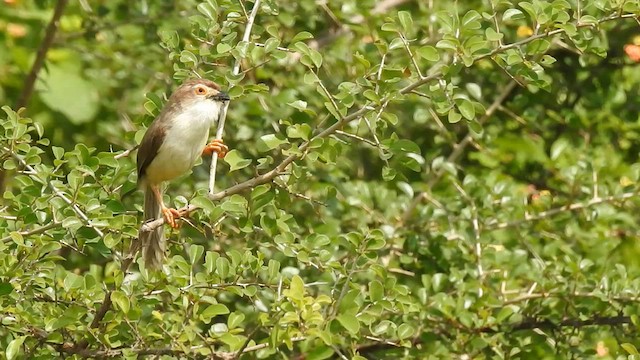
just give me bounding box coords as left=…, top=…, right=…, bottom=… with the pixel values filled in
left=2, top=0, right=640, bottom=358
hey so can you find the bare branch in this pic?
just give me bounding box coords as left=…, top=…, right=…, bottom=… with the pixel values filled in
left=479, top=315, right=632, bottom=333
left=485, top=191, right=640, bottom=231
left=0, top=221, right=62, bottom=244
left=54, top=336, right=307, bottom=359
left=113, top=145, right=139, bottom=160
left=209, top=0, right=262, bottom=194
left=335, top=130, right=378, bottom=147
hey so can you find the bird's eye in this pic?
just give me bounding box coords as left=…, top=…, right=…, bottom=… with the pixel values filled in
left=195, top=87, right=207, bottom=95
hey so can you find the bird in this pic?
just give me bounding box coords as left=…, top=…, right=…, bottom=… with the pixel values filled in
left=136, top=78, right=230, bottom=268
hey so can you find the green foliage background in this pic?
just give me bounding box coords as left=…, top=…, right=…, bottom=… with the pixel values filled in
left=2, top=0, right=640, bottom=358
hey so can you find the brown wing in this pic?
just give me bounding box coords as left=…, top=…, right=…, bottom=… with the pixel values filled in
left=137, top=119, right=167, bottom=183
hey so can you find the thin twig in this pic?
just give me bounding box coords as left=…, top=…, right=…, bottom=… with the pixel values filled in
left=504, top=291, right=640, bottom=305
left=209, top=0, right=262, bottom=195
left=0, top=221, right=62, bottom=244
left=479, top=315, right=632, bottom=333
left=335, top=130, right=378, bottom=147
left=114, top=145, right=139, bottom=160
left=252, top=42, right=295, bottom=52
left=485, top=191, right=639, bottom=230
left=398, top=33, right=424, bottom=79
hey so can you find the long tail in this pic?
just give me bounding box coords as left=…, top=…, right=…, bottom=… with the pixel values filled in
left=139, top=185, right=164, bottom=269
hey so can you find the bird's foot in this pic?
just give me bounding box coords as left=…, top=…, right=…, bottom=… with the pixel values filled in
left=161, top=207, right=181, bottom=229
left=202, top=139, right=228, bottom=158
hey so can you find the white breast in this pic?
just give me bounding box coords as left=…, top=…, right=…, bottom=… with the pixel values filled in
left=144, top=100, right=222, bottom=183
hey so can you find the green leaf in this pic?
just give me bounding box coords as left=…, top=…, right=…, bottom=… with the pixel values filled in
left=337, top=314, right=360, bottom=334
left=456, top=99, right=475, bottom=120
left=220, top=194, right=248, bottom=216
left=179, top=50, right=198, bottom=65
left=264, top=37, right=280, bottom=53
left=197, top=2, right=217, bottom=19
left=485, top=27, right=503, bottom=41
left=309, top=49, right=323, bottom=68
left=52, top=146, right=65, bottom=160
left=369, top=280, right=384, bottom=302
left=448, top=109, right=462, bottom=123
left=224, top=150, right=252, bottom=172
left=286, top=124, right=312, bottom=140
left=268, top=259, right=280, bottom=282
left=381, top=22, right=399, bottom=32
left=228, top=311, right=245, bottom=329
left=540, top=55, right=556, bottom=66
left=37, top=63, right=99, bottom=124
left=397, top=323, right=415, bottom=339
left=292, top=41, right=310, bottom=56
left=63, top=273, right=83, bottom=291
left=550, top=138, right=569, bottom=160
left=466, top=83, right=482, bottom=100
left=287, top=100, right=307, bottom=111
left=622, top=343, right=640, bottom=355
left=398, top=11, right=413, bottom=33
left=9, top=232, right=23, bottom=246
left=188, top=244, right=204, bottom=264
left=502, top=8, right=524, bottom=21
left=201, top=304, right=230, bottom=323
left=416, top=46, right=439, bottom=61
left=111, top=290, right=130, bottom=314
left=6, top=336, right=26, bottom=360
left=216, top=257, right=230, bottom=279
left=217, top=43, right=232, bottom=54
left=382, top=166, right=396, bottom=181
left=496, top=305, right=518, bottom=322
left=191, top=195, right=216, bottom=214
left=257, top=134, right=288, bottom=152
left=286, top=275, right=304, bottom=300
left=0, top=282, right=13, bottom=296
left=291, top=31, right=313, bottom=43
left=436, top=39, right=458, bottom=51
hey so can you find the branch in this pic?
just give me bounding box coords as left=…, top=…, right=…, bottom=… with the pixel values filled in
left=485, top=191, right=640, bottom=230
left=359, top=314, right=633, bottom=356
left=15, top=0, right=70, bottom=109
left=479, top=315, right=632, bottom=333
left=113, top=145, right=138, bottom=160
left=503, top=291, right=640, bottom=306
left=209, top=0, right=261, bottom=194
left=0, top=221, right=62, bottom=244
left=55, top=336, right=307, bottom=359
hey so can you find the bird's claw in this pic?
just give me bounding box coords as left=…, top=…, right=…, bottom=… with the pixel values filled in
left=202, top=139, right=228, bottom=158
left=162, top=207, right=181, bottom=229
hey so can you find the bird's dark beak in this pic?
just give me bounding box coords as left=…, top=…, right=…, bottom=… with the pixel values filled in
left=211, top=91, right=230, bottom=101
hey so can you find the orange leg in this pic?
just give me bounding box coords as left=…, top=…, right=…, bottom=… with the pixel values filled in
left=202, top=139, right=229, bottom=158
left=151, top=185, right=180, bottom=229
